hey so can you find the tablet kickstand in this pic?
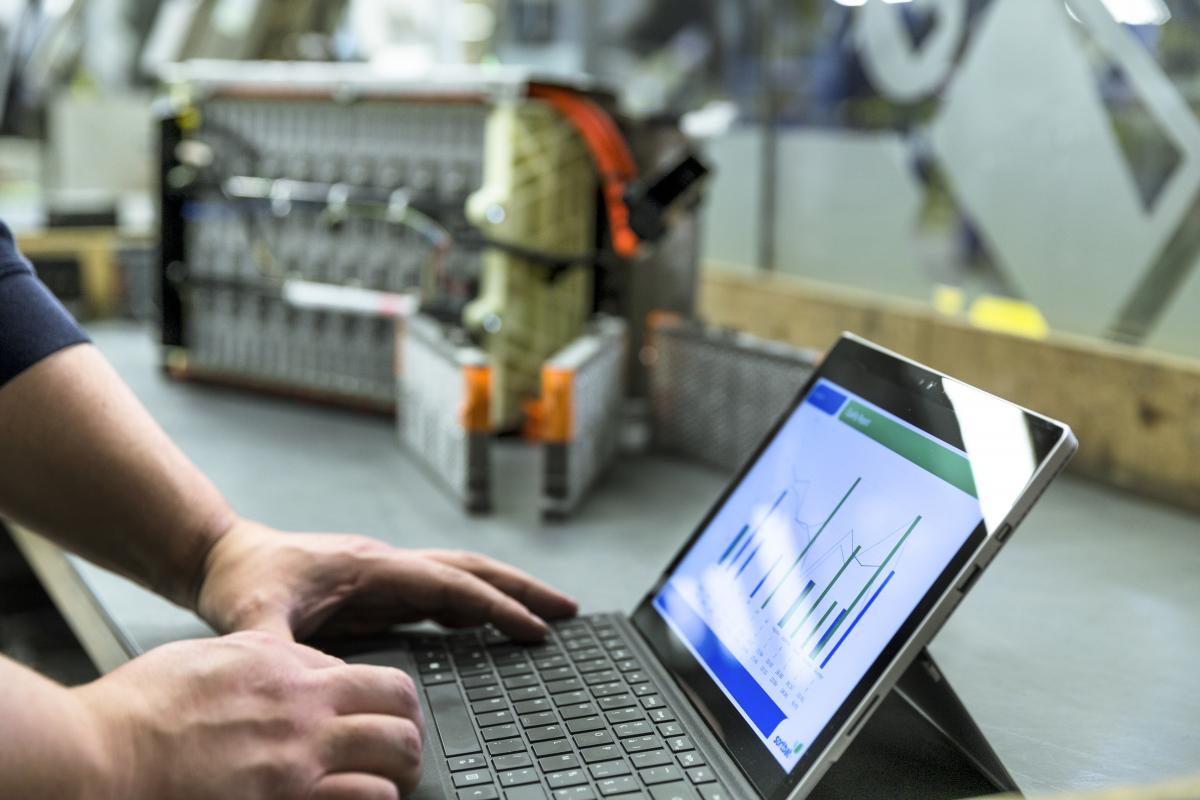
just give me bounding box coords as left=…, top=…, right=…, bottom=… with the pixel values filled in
left=809, top=647, right=1020, bottom=800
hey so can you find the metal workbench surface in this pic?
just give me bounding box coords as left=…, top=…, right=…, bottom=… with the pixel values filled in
left=21, top=322, right=1200, bottom=797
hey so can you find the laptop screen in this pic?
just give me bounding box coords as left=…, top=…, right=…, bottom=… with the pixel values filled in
left=650, top=376, right=982, bottom=771
left=632, top=335, right=1069, bottom=799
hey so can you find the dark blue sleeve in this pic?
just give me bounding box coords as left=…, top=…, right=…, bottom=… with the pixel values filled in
left=0, top=220, right=90, bottom=387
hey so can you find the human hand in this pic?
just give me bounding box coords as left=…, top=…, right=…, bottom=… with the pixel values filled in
left=73, top=631, right=424, bottom=800
left=195, top=520, right=578, bottom=643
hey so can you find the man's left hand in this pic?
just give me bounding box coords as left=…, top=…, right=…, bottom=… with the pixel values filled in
left=195, top=520, right=578, bottom=642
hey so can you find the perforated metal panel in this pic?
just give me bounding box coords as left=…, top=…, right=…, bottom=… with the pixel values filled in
left=646, top=317, right=818, bottom=473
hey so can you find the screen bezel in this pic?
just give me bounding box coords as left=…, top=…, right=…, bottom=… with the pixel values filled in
left=631, top=334, right=1068, bottom=800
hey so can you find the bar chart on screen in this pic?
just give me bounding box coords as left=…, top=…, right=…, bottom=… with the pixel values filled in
left=686, top=471, right=925, bottom=712
left=655, top=379, right=983, bottom=764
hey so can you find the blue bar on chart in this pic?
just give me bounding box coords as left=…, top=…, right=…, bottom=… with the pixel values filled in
left=811, top=609, right=847, bottom=659
left=750, top=555, right=785, bottom=598
left=819, top=570, right=896, bottom=670
left=735, top=542, right=763, bottom=578
left=778, top=580, right=816, bottom=628
left=718, top=525, right=749, bottom=565
left=655, top=583, right=787, bottom=738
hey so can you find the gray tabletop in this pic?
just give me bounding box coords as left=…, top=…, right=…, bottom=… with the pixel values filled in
left=43, top=323, right=1200, bottom=796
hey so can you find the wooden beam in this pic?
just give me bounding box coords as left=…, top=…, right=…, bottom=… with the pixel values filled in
left=699, top=270, right=1200, bottom=513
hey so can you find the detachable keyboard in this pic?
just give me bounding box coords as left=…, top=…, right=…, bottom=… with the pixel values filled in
left=411, top=614, right=731, bottom=800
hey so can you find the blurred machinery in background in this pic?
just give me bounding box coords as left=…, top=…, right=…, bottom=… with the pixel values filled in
left=396, top=314, right=492, bottom=512
left=158, top=60, right=710, bottom=514
left=539, top=315, right=628, bottom=519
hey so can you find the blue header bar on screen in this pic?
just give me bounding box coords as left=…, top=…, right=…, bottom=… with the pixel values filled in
left=805, top=383, right=847, bottom=416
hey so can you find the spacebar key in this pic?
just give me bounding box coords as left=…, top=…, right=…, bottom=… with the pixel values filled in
left=425, top=683, right=481, bottom=756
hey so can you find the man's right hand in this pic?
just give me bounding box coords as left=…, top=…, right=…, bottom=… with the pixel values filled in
left=72, top=631, right=424, bottom=800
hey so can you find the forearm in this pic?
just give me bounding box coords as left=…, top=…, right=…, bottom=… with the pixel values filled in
left=0, top=344, right=236, bottom=608
left=0, top=654, right=110, bottom=800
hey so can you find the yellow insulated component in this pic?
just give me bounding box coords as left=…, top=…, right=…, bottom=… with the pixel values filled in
left=464, top=100, right=596, bottom=430
left=968, top=295, right=1050, bottom=340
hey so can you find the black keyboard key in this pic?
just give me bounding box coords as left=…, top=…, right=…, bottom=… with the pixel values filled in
left=428, top=683, right=482, bottom=757
left=527, top=725, right=565, bottom=743
left=589, top=760, right=630, bottom=779
left=503, top=784, right=550, bottom=800
left=474, top=698, right=509, bottom=714
left=450, top=755, right=489, bottom=771
left=570, top=648, right=605, bottom=662
left=676, top=753, right=704, bottom=769
left=631, top=684, right=656, bottom=697
left=494, top=753, right=534, bottom=770
left=648, top=782, right=698, bottom=800
left=560, top=703, right=597, bottom=720
left=596, top=775, right=641, bottom=796
left=622, top=669, right=647, bottom=682
left=541, top=667, right=574, bottom=682
left=639, top=765, right=682, bottom=785
left=577, top=659, right=609, bottom=673
left=564, top=637, right=596, bottom=650
left=460, top=662, right=493, bottom=676
left=547, top=768, right=589, bottom=788
left=657, top=723, right=683, bottom=737
left=540, top=753, right=582, bottom=772
left=581, top=744, right=623, bottom=764
left=553, top=786, right=596, bottom=800
left=455, top=648, right=487, bottom=662
left=606, top=709, right=642, bottom=724
left=685, top=767, right=715, bottom=784
left=695, top=785, right=728, bottom=800
left=477, top=711, right=515, bottom=728
left=583, top=670, right=620, bottom=686
left=520, top=711, right=558, bottom=728
left=622, top=735, right=661, bottom=754
left=423, top=672, right=456, bottom=685
left=616, top=660, right=641, bottom=673
left=453, top=769, right=492, bottom=788
left=614, top=721, right=653, bottom=738
left=499, top=662, right=533, bottom=678
left=598, top=694, right=636, bottom=711
left=573, top=730, right=615, bottom=749
left=666, top=737, right=693, bottom=753
left=509, top=686, right=546, bottom=702
left=553, top=690, right=589, bottom=707
left=608, top=649, right=633, bottom=661
left=566, top=716, right=605, bottom=734
left=648, top=709, right=674, bottom=723
left=499, top=768, right=540, bottom=787
left=469, top=686, right=505, bottom=702
left=591, top=683, right=628, bottom=699
left=464, top=674, right=499, bottom=689
left=505, top=675, right=539, bottom=690
left=599, top=638, right=623, bottom=651
left=532, top=739, right=573, bottom=758
left=514, top=698, right=552, bottom=715
left=630, top=751, right=672, bottom=769
left=487, top=739, right=528, bottom=757
left=459, top=787, right=499, bottom=800
left=536, top=656, right=570, bottom=671
left=546, top=678, right=584, bottom=694
left=483, top=724, right=520, bottom=743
